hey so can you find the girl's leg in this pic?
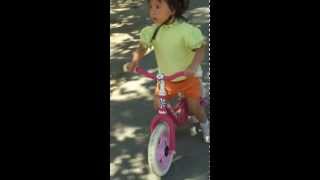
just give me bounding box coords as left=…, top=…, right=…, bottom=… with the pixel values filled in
left=186, top=97, right=206, bottom=123
left=186, top=97, right=210, bottom=143
left=153, top=95, right=160, bottom=111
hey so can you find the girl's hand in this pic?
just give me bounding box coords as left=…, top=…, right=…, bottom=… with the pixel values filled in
left=127, top=61, right=139, bottom=72
left=127, top=44, right=146, bottom=72
left=184, top=66, right=196, bottom=77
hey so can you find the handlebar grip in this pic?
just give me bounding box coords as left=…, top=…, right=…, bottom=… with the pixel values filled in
left=123, top=63, right=130, bottom=72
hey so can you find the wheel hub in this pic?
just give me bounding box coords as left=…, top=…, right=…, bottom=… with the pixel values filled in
left=164, top=146, right=169, bottom=156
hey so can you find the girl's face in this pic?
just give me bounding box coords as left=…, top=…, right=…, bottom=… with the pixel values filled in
left=149, top=0, right=175, bottom=25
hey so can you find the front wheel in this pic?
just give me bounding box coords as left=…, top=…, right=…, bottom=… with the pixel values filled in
left=148, top=122, right=174, bottom=176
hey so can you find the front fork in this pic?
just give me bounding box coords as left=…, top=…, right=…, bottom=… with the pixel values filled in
left=152, top=74, right=176, bottom=152
left=150, top=114, right=176, bottom=153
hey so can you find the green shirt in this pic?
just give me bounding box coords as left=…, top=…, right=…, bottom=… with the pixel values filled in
left=140, top=20, right=205, bottom=81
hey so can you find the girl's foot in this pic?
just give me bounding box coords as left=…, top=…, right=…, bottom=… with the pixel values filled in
left=200, top=120, right=210, bottom=143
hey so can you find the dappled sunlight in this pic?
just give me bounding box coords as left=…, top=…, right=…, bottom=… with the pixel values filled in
left=111, top=77, right=154, bottom=101
left=110, top=154, right=131, bottom=176
left=111, top=125, right=141, bottom=142
left=110, top=122, right=157, bottom=179
left=111, top=151, right=160, bottom=180
left=110, top=0, right=146, bottom=37
left=111, top=15, right=140, bottom=29
left=122, top=153, right=145, bottom=174
left=110, top=33, right=135, bottom=46
left=110, top=73, right=139, bottom=89
left=186, top=7, right=210, bottom=25
left=110, top=0, right=144, bottom=10
left=112, top=7, right=130, bottom=13
left=112, top=151, right=160, bottom=180
left=110, top=31, right=140, bottom=61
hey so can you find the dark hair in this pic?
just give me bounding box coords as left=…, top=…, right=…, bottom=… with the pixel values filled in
left=167, top=0, right=189, bottom=19
left=149, top=0, right=189, bottom=42
left=148, top=0, right=189, bottom=18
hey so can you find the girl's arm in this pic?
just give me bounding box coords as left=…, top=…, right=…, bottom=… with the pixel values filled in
left=185, top=43, right=207, bottom=76
left=127, top=44, right=147, bottom=72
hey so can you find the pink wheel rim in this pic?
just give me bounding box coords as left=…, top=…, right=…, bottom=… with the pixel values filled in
left=156, top=131, right=171, bottom=171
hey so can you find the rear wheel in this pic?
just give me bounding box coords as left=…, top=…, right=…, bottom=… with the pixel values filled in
left=148, top=123, right=174, bottom=176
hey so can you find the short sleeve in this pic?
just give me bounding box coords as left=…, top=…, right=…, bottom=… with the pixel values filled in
left=140, top=26, right=155, bottom=49
left=184, top=25, right=206, bottom=50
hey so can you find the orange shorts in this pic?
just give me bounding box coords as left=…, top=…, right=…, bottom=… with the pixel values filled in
left=155, top=76, right=201, bottom=100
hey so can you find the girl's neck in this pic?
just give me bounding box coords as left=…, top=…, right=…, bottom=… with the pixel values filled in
left=160, top=16, right=175, bottom=26
left=166, top=16, right=176, bottom=25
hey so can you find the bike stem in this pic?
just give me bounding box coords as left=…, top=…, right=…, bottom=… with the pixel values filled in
left=157, top=73, right=168, bottom=115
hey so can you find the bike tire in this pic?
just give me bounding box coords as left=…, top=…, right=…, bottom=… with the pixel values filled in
left=148, top=122, right=174, bottom=176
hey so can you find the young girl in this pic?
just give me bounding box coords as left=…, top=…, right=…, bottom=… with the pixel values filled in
left=127, top=0, right=210, bottom=143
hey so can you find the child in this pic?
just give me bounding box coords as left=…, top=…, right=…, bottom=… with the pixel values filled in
left=127, top=0, right=210, bottom=143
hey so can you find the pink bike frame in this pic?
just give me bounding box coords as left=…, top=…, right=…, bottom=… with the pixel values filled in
left=133, top=67, right=208, bottom=152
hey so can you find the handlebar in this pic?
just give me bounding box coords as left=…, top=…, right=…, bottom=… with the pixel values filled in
left=134, top=67, right=156, bottom=80
left=123, top=63, right=186, bottom=81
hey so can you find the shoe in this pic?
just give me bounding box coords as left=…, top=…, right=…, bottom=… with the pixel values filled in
left=200, top=121, right=210, bottom=143
left=190, top=125, right=198, bottom=136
